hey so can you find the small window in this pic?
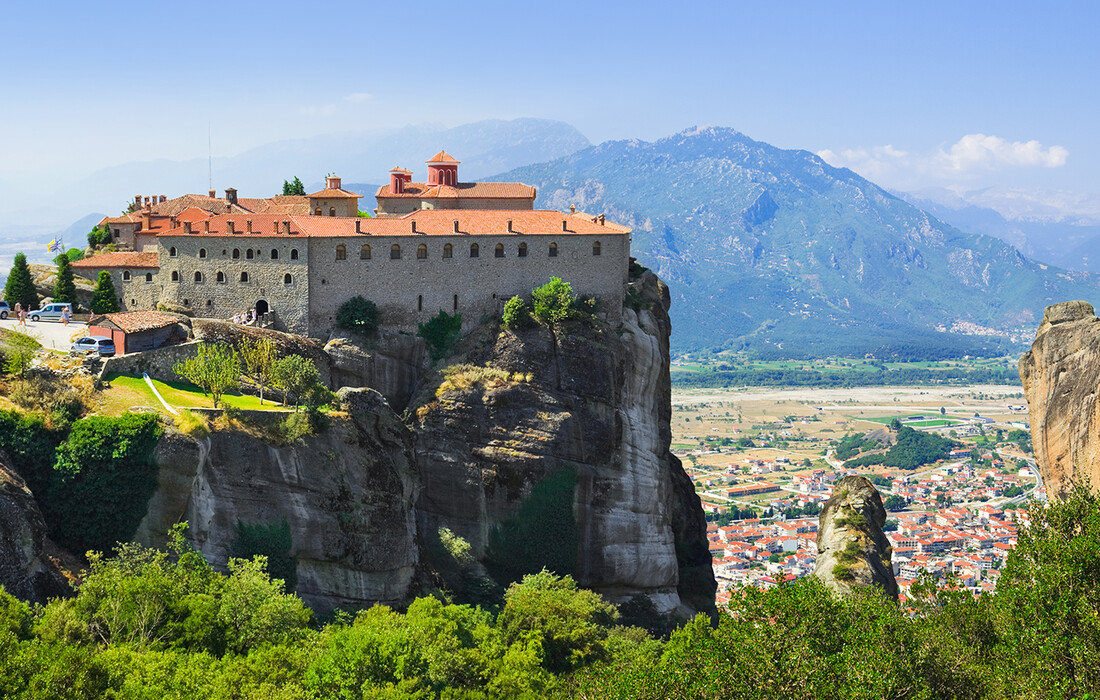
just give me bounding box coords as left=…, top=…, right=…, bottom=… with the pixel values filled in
left=271, top=249, right=279, bottom=260
left=183, top=299, right=189, bottom=306
left=417, top=243, right=428, bottom=259
left=443, top=243, right=453, bottom=259
left=593, top=241, right=601, bottom=256
left=216, top=271, right=225, bottom=283
left=145, top=273, right=153, bottom=282
left=418, top=294, right=423, bottom=312
left=170, top=247, right=178, bottom=257
left=360, top=244, right=371, bottom=260
left=246, top=249, right=254, bottom=260
left=130, top=299, right=135, bottom=306
left=122, top=271, right=131, bottom=281
left=171, top=271, right=179, bottom=282
left=495, top=243, right=504, bottom=258
left=470, top=243, right=479, bottom=258
left=549, top=242, right=558, bottom=257
left=113, top=228, right=120, bottom=238
left=199, top=248, right=207, bottom=259
left=336, top=244, right=347, bottom=261
left=518, top=242, right=527, bottom=258
left=391, top=244, right=401, bottom=260
left=314, top=208, right=322, bottom=216
left=284, top=273, right=292, bottom=285
left=206, top=300, right=212, bottom=306
left=453, top=294, right=458, bottom=311
left=194, top=271, right=203, bottom=283
left=290, top=249, right=299, bottom=260
left=329, top=207, right=336, bottom=217
left=240, top=271, right=249, bottom=283
left=232, top=248, right=240, bottom=259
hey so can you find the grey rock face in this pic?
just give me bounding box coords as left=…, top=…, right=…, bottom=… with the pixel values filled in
left=812, top=475, right=898, bottom=599
left=0, top=451, right=70, bottom=604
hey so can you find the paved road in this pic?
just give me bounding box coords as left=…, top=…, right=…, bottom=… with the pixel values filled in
left=0, top=317, right=88, bottom=351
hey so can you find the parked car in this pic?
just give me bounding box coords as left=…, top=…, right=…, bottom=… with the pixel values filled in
left=70, top=336, right=115, bottom=357
left=0, top=302, right=8, bottom=319
left=28, top=303, right=72, bottom=322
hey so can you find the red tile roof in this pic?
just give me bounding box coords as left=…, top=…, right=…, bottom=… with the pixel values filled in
left=427, top=150, right=459, bottom=164
left=374, top=182, right=535, bottom=200
left=156, top=210, right=629, bottom=239
left=72, top=251, right=160, bottom=269
left=305, top=187, right=362, bottom=199
left=390, top=166, right=413, bottom=174
left=89, top=310, right=180, bottom=334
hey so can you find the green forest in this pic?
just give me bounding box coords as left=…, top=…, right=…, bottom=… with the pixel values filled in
left=3, top=488, right=1100, bottom=698
left=842, top=425, right=958, bottom=470
left=672, top=365, right=1020, bottom=389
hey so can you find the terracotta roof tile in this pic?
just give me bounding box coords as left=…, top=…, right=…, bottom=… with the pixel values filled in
left=374, top=182, right=535, bottom=199
left=305, top=187, right=362, bottom=199
left=426, top=150, right=459, bottom=164
left=90, top=311, right=180, bottom=334
left=72, top=251, right=160, bottom=269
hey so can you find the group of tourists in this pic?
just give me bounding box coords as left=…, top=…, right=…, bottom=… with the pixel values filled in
left=231, top=308, right=257, bottom=325
left=12, top=303, right=27, bottom=327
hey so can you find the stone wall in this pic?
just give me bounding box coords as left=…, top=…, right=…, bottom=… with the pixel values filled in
left=306, top=232, right=629, bottom=337
left=74, top=266, right=160, bottom=313
left=100, top=340, right=201, bottom=382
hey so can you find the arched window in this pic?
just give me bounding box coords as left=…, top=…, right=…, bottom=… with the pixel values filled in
left=199, top=248, right=207, bottom=259
left=246, top=249, right=255, bottom=260
left=470, top=243, right=479, bottom=258
left=417, top=243, right=428, bottom=259
left=495, top=243, right=505, bottom=258
left=549, top=242, right=558, bottom=257
left=314, top=208, right=322, bottom=216
left=145, top=273, right=153, bottom=282
left=360, top=244, right=371, bottom=260
left=171, top=271, right=179, bottom=282
left=169, top=247, right=178, bottom=257
left=271, top=249, right=279, bottom=260
left=290, top=249, right=299, bottom=260
left=336, top=245, right=347, bottom=261
left=443, top=243, right=453, bottom=259
left=518, top=242, right=527, bottom=258
left=232, top=248, right=240, bottom=259
left=284, top=273, right=292, bottom=285
left=122, top=271, right=131, bottom=281
left=194, top=271, right=203, bottom=283
left=390, top=244, right=401, bottom=260
left=216, top=271, right=225, bottom=283
left=206, top=300, right=212, bottom=307
left=240, top=271, right=249, bottom=283
left=593, top=241, right=601, bottom=256
left=329, top=207, right=336, bottom=217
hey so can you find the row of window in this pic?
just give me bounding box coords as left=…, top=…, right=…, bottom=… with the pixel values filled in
left=121, top=271, right=154, bottom=282
left=168, top=247, right=300, bottom=261
left=335, top=241, right=601, bottom=261
left=169, top=270, right=294, bottom=285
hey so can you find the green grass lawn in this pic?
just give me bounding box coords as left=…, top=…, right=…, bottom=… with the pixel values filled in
left=99, top=373, right=289, bottom=415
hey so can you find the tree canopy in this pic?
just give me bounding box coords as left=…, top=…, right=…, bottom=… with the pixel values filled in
left=3, top=253, right=37, bottom=309
left=52, top=255, right=77, bottom=305
left=90, top=271, right=120, bottom=314
left=282, top=177, right=306, bottom=196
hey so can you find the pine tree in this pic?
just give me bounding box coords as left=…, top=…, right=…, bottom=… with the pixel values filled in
left=3, top=253, right=38, bottom=309
left=283, top=176, right=305, bottom=196
left=91, top=270, right=120, bottom=314
left=53, top=255, right=77, bottom=305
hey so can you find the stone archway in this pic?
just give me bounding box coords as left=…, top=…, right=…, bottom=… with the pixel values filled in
left=255, top=299, right=269, bottom=316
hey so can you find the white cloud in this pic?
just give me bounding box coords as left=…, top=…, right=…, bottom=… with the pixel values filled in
left=935, top=134, right=1068, bottom=172
left=344, top=92, right=371, bottom=104
left=299, top=103, right=338, bottom=117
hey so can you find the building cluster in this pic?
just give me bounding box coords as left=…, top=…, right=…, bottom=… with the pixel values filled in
left=72, top=152, right=631, bottom=339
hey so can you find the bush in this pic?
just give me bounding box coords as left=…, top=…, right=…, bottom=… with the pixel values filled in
left=2, top=330, right=41, bottom=377
left=417, top=311, right=462, bottom=362
left=624, top=286, right=650, bottom=311
left=230, top=520, right=298, bottom=593
left=86, top=226, right=113, bottom=248
left=173, top=409, right=209, bottom=439
left=336, top=296, right=379, bottom=335
left=531, top=277, right=576, bottom=325
left=0, top=409, right=60, bottom=497
left=90, top=270, right=120, bottom=314
left=7, top=374, right=91, bottom=428
left=502, top=295, right=533, bottom=330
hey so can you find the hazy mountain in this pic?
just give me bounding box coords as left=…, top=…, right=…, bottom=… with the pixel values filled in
left=12, top=119, right=590, bottom=227
left=492, top=126, right=1100, bottom=357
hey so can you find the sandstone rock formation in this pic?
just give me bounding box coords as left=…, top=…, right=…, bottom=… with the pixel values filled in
left=0, top=450, right=70, bottom=604
left=136, top=388, right=419, bottom=613
left=812, top=475, right=898, bottom=599
left=413, top=271, right=716, bottom=618
left=1019, top=300, right=1100, bottom=500
left=324, top=331, right=430, bottom=411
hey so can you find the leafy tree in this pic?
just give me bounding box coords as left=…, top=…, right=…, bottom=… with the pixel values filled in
left=531, top=277, right=576, bottom=325
left=230, top=520, right=297, bottom=593
left=174, top=342, right=242, bottom=408
left=90, top=270, right=120, bottom=314
left=3, top=252, right=37, bottom=310
left=271, top=354, right=327, bottom=410
left=502, top=295, right=533, bottom=330
left=87, top=225, right=113, bottom=247
left=883, top=494, right=908, bottom=511
left=52, top=254, right=77, bottom=305
left=282, top=177, right=306, bottom=196
left=2, top=330, right=40, bottom=377
left=417, top=310, right=462, bottom=361
left=238, top=337, right=277, bottom=404
left=63, top=247, right=85, bottom=263
left=336, top=295, right=379, bottom=335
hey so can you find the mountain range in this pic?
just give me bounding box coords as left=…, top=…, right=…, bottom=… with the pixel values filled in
left=492, top=127, right=1100, bottom=356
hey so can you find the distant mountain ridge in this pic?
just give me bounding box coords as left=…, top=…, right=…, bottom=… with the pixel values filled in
left=492, top=126, right=1100, bottom=356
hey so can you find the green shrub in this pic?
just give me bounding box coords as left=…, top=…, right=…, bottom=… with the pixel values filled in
left=502, top=295, right=533, bottom=330
left=336, top=296, right=379, bottom=334
left=625, top=286, right=650, bottom=311
left=86, top=225, right=113, bottom=248
left=531, top=277, right=576, bottom=325
left=0, top=409, right=61, bottom=497
left=90, top=270, right=120, bottom=314
left=230, top=520, right=298, bottom=593
left=629, top=259, right=649, bottom=279
left=47, top=412, right=164, bottom=554
left=2, top=330, right=41, bottom=377
left=269, top=411, right=314, bottom=445
left=417, top=310, right=462, bottom=362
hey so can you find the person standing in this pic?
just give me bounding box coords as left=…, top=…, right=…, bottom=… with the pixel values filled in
left=14, top=303, right=25, bottom=327
left=61, top=306, right=70, bottom=326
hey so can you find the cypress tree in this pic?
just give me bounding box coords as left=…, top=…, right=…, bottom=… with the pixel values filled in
left=3, top=253, right=38, bottom=309
left=53, top=255, right=77, bottom=305
left=91, top=270, right=120, bottom=314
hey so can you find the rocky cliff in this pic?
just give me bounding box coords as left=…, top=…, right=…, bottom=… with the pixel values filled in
left=0, top=450, right=70, bottom=604
left=812, top=475, right=898, bottom=599
left=1019, top=300, right=1100, bottom=500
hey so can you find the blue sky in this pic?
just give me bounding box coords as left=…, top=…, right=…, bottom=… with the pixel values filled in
left=1, top=1, right=1096, bottom=196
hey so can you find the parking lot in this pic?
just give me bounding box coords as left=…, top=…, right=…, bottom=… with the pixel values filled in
left=0, top=317, right=89, bottom=352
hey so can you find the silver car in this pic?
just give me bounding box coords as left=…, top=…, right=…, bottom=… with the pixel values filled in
left=29, top=303, right=72, bottom=322
left=0, top=302, right=8, bottom=319
left=70, top=336, right=115, bottom=357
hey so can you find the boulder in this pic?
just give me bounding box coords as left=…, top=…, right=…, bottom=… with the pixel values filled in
left=812, top=475, right=898, bottom=599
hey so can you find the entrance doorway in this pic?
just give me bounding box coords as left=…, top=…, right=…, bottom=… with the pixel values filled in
left=255, top=299, right=269, bottom=316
